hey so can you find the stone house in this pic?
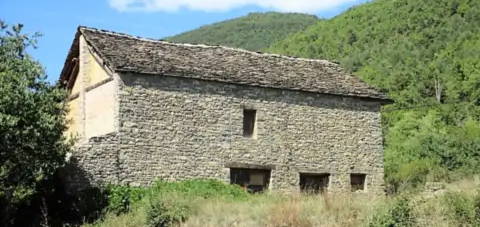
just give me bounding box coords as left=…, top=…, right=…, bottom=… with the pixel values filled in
left=60, top=26, right=390, bottom=194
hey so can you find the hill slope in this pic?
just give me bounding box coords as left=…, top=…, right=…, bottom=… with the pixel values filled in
left=270, top=0, right=480, bottom=106
left=269, top=0, right=480, bottom=189
left=166, top=12, right=318, bottom=51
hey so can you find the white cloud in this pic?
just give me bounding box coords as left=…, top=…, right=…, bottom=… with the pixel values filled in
left=108, top=0, right=361, bottom=13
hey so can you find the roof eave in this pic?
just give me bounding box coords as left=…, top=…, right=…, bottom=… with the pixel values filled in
left=116, top=69, right=393, bottom=102
left=58, top=27, right=82, bottom=88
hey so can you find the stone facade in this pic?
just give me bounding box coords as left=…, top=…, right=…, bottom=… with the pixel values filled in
left=60, top=27, right=389, bottom=194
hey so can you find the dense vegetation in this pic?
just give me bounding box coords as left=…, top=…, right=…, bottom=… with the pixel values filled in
left=269, top=0, right=480, bottom=191
left=166, top=12, right=318, bottom=51
left=88, top=178, right=480, bottom=227
left=85, top=180, right=249, bottom=227
left=0, top=22, right=72, bottom=225
left=4, top=0, right=480, bottom=225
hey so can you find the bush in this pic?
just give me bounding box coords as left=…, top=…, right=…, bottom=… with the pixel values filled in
left=368, top=196, right=414, bottom=227
left=386, top=158, right=447, bottom=193
left=143, top=179, right=248, bottom=226
left=101, top=179, right=248, bottom=226
left=146, top=194, right=191, bottom=227
left=106, top=185, right=146, bottom=215
left=149, top=179, right=248, bottom=200
left=80, top=180, right=251, bottom=226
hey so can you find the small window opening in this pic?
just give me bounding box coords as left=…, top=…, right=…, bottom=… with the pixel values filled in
left=243, top=109, right=256, bottom=138
left=350, top=174, right=366, bottom=192
left=230, top=168, right=270, bottom=193
left=300, top=173, right=330, bottom=193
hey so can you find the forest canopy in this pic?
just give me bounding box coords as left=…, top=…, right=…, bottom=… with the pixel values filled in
left=166, top=12, right=319, bottom=51
left=268, top=0, right=480, bottom=190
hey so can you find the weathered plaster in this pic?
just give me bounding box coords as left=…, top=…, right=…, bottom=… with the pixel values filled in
left=66, top=35, right=117, bottom=140
left=85, top=81, right=116, bottom=138
left=66, top=97, right=81, bottom=138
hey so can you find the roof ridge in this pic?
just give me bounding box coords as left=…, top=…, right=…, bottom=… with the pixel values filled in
left=78, top=26, right=337, bottom=65
left=69, top=26, right=390, bottom=101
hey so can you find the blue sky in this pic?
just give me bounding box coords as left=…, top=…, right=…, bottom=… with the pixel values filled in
left=1, top=0, right=369, bottom=82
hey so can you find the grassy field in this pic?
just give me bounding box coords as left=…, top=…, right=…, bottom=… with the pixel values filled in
left=84, top=177, right=480, bottom=227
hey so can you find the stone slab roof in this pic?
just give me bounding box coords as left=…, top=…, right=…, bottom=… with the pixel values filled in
left=61, top=26, right=390, bottom=101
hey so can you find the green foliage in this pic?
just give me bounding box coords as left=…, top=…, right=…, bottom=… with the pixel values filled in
left=270, top=0, right=480, bottom=107
left=146, top=193, right=191, bottom=227
left=384, top=107, right=480, bottom=190
left=147, top=179, right=248, bottom=200
left=0, top=21, right=70, bottom=224
left=106, top=185, right=147, bottom=215
left=166, top=12, right=318, bottom=51
left=442, top=192, right=480, bottom=225
left=474, top=192, right=480, bottom=222
left=368, top=196, right=415, bottom=227
left=102, top=179, right=248, bottom=226
left=269, top=0, right=480, bottom=190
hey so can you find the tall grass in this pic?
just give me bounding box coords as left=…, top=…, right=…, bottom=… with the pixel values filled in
left=84, top=177, right=480, bottom=227
left=182, top=193, right=381, bottom=227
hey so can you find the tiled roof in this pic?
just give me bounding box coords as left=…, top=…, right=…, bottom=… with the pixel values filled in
left=62, top=26, right=390, bottom=100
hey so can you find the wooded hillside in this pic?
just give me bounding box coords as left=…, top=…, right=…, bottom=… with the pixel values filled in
left=166, top=12, right=318, bottom=51
left=269, top=0, right=480, bottom=190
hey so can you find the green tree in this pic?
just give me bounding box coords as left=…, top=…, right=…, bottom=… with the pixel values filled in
left=0, top=21, right=70, bottom=224
left=269, top=0, right=480, bottom=190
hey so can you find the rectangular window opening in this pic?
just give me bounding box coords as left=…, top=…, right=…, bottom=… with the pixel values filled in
left=243, top=109, right=256, bottom=138
left=300, top=173, right=330, bottom=194
left=350, top=174, right=366, bottom=192
left=230, top=168, right=270, bottom=193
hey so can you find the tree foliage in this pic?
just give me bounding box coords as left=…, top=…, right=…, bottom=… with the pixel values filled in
left=0, top=21, right=70, bottom=223
left=166, top=12, right=319, bottom=51
left=269, top=0, right=480, bottom=189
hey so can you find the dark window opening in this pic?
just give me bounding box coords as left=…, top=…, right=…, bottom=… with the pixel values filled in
left=243, top=109, right=256, bottom=138
left=300, top=173, right=330, bottom=193
left=230, top=168, right=270, bottom=193
left=350, top=174, right=366, bottom=192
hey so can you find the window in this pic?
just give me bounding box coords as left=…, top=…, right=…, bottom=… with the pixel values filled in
left=243, top=109, right=256, bottom=138
left=350, top=174, right=366, bottom=192
left=300, top=173, right=330, bottom=193
left=230, top=168, right=270, bottom=193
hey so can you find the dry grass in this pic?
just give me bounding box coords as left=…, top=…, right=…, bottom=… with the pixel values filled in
left=265, top=196, right=312, bottom=227
left=183, top=193, right=382, bottom=227
left=84, top=177, right=480, bottom=227
left=83, top=206, right=147, bottom=227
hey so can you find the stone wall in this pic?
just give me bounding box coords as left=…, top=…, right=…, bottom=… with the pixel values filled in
left=112, top=73, right=385, bottom=193
left=66, top=133, right=120, bottom=192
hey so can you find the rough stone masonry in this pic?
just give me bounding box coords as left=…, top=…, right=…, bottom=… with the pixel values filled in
left=60, top=26, right=391, bottom=194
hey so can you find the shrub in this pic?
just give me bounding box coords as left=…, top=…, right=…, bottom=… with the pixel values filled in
left=386, top=159, right=448, bottom=193
left=146, top=194, right=191, bottom=227
left=143, top=179, right=248, bottom=226
left=368, top=196, right=414, bottom=227
left=90, top=180, right=248, bottom=226
left=149, top=179, right=248, bottom=200
left=105, top=185, right=146, bottom=215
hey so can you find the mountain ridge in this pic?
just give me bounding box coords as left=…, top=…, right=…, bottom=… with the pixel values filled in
left=166, top=12, right=319, bottom=51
